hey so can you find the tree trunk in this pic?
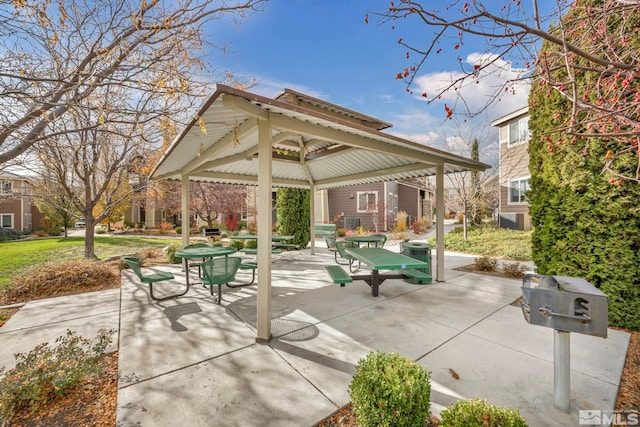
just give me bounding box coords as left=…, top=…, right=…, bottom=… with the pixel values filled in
left=84, top=217, right=97, bottom=259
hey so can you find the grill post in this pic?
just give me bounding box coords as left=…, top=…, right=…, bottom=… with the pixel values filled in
left=554, top=330, right=571, bottom=413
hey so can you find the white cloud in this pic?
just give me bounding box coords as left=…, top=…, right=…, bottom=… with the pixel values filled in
left=414, top=52, right=530, bottom=120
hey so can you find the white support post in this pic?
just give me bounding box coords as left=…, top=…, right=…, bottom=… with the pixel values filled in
left=310, top=184, right=316, bottom=255
left=181, top=176, right=190, bottom=249
left=256, top=119, right=272, bottom=342
left=436, top=165, right=445, bottom=282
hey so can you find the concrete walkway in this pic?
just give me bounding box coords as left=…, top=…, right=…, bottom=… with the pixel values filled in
left=0, top=242, right=629, bottom=427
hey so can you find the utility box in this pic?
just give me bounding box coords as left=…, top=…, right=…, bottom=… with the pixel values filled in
left=521, top=274, right=608, bottom=338
left=344, top=217, right=360, bottom=230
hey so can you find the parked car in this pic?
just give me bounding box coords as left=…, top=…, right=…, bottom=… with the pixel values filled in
left=74, top=218, right=86, bottom=228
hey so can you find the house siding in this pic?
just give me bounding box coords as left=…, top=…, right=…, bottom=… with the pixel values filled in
left=328, top=183, right=384, bottom=231
left=398, top=185, right=419, bottom=219
left=0, top=175, right=43, bottom=231
left=494, top=108, right=532, bottom=231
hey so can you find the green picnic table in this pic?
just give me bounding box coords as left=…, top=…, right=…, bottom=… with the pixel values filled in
left=344, top=247, right=430, bottom=296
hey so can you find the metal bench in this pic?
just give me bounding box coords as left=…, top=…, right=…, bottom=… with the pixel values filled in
left=315, top=223, right=336, bottom=236
left=398, top=268, right=432, bottom=284
left=200, top=257, right=243, bottom=304
left=122, top=256, right=185, bottom=301
left=232, top=262, right=257, bottom=286
left=240, top=248, right=282, bottom=254
left=271, top=243, right=299, bottom=250
left=325, top=265, right=353, bottom=286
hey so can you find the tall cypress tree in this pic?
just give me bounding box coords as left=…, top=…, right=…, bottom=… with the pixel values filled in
left=275, top=188, right=310, bottom=249
left=528, top=3, right=640, bottom=329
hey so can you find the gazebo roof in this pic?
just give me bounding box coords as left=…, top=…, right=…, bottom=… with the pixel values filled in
left=151, top=84, right=489, bottom=187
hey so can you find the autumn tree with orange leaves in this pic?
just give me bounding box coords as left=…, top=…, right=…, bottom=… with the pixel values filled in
left=371, top=0, right=640, bottom=182
left=0, top=0, right=265, bottom=168
left=1, top=0, right=265, bottom=258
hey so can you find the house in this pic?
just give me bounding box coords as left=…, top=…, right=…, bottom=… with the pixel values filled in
left=322, top=179, right=432, bottom=231
left=491, top=106, right=531, bottom=230
left=0, top=171, right=43, bottom=231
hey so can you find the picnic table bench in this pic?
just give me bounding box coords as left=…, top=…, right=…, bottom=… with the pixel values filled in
left=324, top=265, right=353, bottom=286
left=328, top=247, right=431, bottom=296
left=315, top=223, right=336, bottom=236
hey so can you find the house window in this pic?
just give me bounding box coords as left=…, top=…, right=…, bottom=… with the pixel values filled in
left=509, top=178, right=530, bottom=203
left=357, top=191, right=377, bottom=213
left=387, top=192, right=394, bottom=213
left=0, top=180, right=12, bottom=194
left=508, top=116, right=529, bottom=146
left=0, top=214, right=13, bottom=228
left=161, top=210, right=166, bottom=221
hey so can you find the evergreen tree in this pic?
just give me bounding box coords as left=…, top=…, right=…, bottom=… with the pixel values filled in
left=528, top=3, right=640, bottom=329
left=275, top=188, right=310, bottom=249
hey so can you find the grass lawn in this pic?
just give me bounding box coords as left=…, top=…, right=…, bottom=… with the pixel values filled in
left=0, top=236, right=177, bottom=289
left=428, top=226, right=532, bottom=261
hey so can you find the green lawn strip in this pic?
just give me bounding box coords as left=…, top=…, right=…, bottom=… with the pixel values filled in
left=0, top=237, right=176, bottom=289
left=428, top=227, right=532, bottom=261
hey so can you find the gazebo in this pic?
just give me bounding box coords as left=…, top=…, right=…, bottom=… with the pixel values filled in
left=151, top=84, right=489, bottom=341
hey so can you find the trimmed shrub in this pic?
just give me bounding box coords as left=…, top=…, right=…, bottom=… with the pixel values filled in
left=502, top=262, right=528, bottom=278
left=0, top=329, right=113, bottom=423
left=439, top=398, right=527, bottom=427
left=349, top=351, right=431, bottom=427
left=229, top=239, right=245, bottom=251
left=0, top=228, right=22, bottom=242
left=174, top=226, right=182, bottom=235
left=396, top=211, right=408, bottom=232
left=245, top=239, right=257, bottom=249
left=474, top=256, right=497, bottom=272
left=166, top=243, right=182, bottom=264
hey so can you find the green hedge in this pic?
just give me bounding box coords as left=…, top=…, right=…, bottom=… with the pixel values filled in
left=439, top=399, right=527, bottom=427
left=348, top=351, right=431, bottom=427
left=528, top=35, right=640, bottom=330
left=275, top=188, right=310, bottom=249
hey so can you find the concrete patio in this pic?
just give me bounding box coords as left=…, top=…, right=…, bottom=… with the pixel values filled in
left=0, top=242, right=629, bottom=426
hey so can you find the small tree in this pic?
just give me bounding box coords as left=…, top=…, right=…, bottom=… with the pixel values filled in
left=275, top=188, right=310, bottom=249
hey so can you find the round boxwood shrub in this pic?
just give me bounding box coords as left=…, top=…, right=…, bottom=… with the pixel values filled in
left=348, top=351, right=431, bottom=427
left=166, top=243, right=182, bottom=264
left=245, top=239, right=257, bottom=249
left=229, top=239, right=245, bottom=250
left=439, top=398, right=527, bottom=427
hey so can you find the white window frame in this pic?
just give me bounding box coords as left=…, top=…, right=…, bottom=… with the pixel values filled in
left=508, top=116, right=530, bottom=147
left=508, top=177, right=530, bottom=204
left=0, top=213, right=13, bottom=228
left=357, top=191, right=378, bottom=213
left=0, top=180, right=12, bottom=195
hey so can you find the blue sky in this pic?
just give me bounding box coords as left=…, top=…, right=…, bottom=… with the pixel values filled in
left=211, top=1, right=532, bottom=166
